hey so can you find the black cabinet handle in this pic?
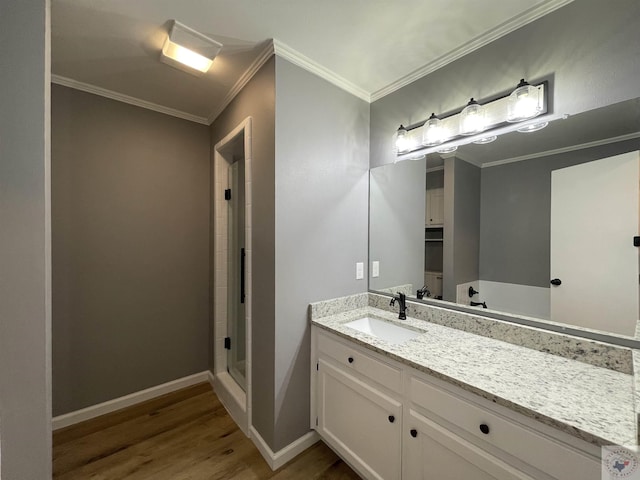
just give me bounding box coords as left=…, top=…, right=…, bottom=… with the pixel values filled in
left=348, top=357, right=354, bottom=364
left=388, top=415, right=395, bottom=423
left=410, top=429, right=418, bottom=438
left=550, top=278, right=562, bottom=286
left=479, top=424, right=490, bottom=435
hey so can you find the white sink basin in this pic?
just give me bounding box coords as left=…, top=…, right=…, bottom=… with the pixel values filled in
left=344, top=317, right=422, bottom=345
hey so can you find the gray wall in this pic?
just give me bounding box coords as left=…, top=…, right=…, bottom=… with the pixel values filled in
left=480, top=138, right=640, bottom=287
left=274, top=56, right=370, bottom=450
left=209, top=57, right=276, bottom=447
left=443, top=158, right=480, bottom=301
left=0, top=0, right=52, bottom=478
left=52, top=85, right=210, bottom=415
left=369, top=159, right=426, bottom=292
left=370, top=0, right=640, bottom=168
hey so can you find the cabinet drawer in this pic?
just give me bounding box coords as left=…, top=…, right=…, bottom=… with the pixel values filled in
left=317, top=330, right=402, bottom=392
left=409, top=375, right=600, bottom=480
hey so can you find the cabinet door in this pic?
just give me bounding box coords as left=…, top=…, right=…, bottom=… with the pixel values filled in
left=317, top=358, right=402, bottom=480
left=404, top=409, right=535, bottom=480
left=426, top=188, right=445, bottom=225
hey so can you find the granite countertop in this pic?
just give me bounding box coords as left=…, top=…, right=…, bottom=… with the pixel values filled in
left=312, top=306, right=636, bottom=448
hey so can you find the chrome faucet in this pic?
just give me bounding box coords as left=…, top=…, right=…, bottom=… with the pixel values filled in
left=390, top=292, right=407, bottom=320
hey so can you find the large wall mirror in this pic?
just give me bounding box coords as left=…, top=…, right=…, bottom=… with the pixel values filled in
left=369, top=97, right=640, bottom=346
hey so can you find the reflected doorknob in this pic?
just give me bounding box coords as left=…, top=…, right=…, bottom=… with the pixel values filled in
left=550, top=278, right=562, bottom=286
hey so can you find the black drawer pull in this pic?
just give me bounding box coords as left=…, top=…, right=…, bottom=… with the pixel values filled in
left=479, top=423, right=490, bottom=435
left=388, top=415, right=395, bottom=423
left=347, top=356, right=354, bottom=363
left=410, top=429, right=418, bottom=438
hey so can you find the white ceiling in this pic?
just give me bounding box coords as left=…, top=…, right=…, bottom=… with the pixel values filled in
left=51, top=0, right=572, bottom=124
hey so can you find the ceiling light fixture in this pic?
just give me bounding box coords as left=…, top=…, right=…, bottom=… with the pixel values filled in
left=160, top=20, right=223, bottom=76
left=393, top=79, right=550, bottom=160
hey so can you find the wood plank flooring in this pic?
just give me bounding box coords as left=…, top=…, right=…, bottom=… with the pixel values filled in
left=53, top=383, right=361, bottom=479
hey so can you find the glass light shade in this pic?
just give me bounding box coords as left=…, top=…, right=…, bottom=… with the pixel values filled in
left=517, top=121, right=548, bottom=133
left=393, top=125, right=410, bottom=154
left=473, top=135, right=497, bottom=144
left=507, top=79, right=543, bottom=122
left=422, top=113, right=446, bottom=146
left=460, top=98, right=486, bottom=135
left=437, top=145, right=458, bottom=154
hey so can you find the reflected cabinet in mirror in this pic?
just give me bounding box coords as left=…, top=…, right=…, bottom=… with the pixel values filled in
left=370, top=98, right=640, bottom=344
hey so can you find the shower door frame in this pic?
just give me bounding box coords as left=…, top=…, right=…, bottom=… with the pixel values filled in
left=212, top=117, right=253, bottom=435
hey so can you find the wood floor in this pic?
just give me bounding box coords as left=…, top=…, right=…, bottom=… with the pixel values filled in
left=53, top=383, right=361, bottom=479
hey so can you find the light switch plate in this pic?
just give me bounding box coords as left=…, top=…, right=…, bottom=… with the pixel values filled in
left=356, top=262, right=364, bottom=280
left=372, top=261, right=380, bottom=278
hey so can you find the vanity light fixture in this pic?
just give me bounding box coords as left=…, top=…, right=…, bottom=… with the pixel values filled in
left=160, top=20, right=223, bottom=76
left=437, top=145, right=458, bottom=154
left=459, top=98, right=487, bottom=135
left=473, top=135, right=497, bottom=144
left=393, top=78, right=550, bottom=160
left=422, top=113, right=446, bottom=146
left=507, top=79, right=544, bottom=122
left=393, top=124, right=410, bottom=154
left=517, top=121, right=549, bottom=133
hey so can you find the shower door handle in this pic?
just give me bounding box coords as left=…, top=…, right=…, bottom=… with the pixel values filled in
left=240, top=248, right=246, bottom=304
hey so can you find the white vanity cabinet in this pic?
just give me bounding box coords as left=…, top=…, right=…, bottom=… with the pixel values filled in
left=314, top=329, right=403, bottom=480
left=403, top=408, right=533, bottom=479
left=311, top=326, right=602, bottom=480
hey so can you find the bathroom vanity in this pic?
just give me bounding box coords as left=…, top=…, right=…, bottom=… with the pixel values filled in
left=309, top=294, right=636, bottom=480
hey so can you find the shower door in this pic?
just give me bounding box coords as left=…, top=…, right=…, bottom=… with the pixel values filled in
left=227, top=159, right=246, bottom=390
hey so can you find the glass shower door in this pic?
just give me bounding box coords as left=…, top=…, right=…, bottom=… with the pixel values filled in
left=227, top=160, right=246, bottom=390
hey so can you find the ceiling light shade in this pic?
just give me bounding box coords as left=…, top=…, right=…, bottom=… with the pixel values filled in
left=460, top=98, right=486, bottom=135
left=422, top=113, right=447, bottom=146
left=507, top=79, right=544, bottom=122
left=393, top=124, right=410, bottom=154
left=160, top=20, right=222, bottom=76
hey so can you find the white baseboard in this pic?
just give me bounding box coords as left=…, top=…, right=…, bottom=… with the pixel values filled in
left=249, top=426, right=319, bottom=470
left=52, top=371, right=210, bottom=430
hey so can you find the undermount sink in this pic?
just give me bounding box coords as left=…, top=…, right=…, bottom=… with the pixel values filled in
left=344, top=317, right=422, bottom=345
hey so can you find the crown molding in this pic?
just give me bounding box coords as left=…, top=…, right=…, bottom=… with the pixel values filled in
left=482, top=132, right=640, bottom=169
left=370, top=0, right=574, bottom=102
left=51, top=74, right=209, bottom=125
left=207, top=40, right=275, bottom=124
left=273, top=39, right=370, bottom=102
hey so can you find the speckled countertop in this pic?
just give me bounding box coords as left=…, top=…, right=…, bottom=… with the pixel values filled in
left=312, top=306, right=636, bottom=448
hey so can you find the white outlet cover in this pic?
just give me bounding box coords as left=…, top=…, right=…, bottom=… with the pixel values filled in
left=372, top=261, right=380, bottom=278
left=356, top=262, right=364, bottom=280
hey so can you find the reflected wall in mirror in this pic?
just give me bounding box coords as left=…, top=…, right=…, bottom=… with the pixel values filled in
left=369, top=98, right=640, bottom=338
